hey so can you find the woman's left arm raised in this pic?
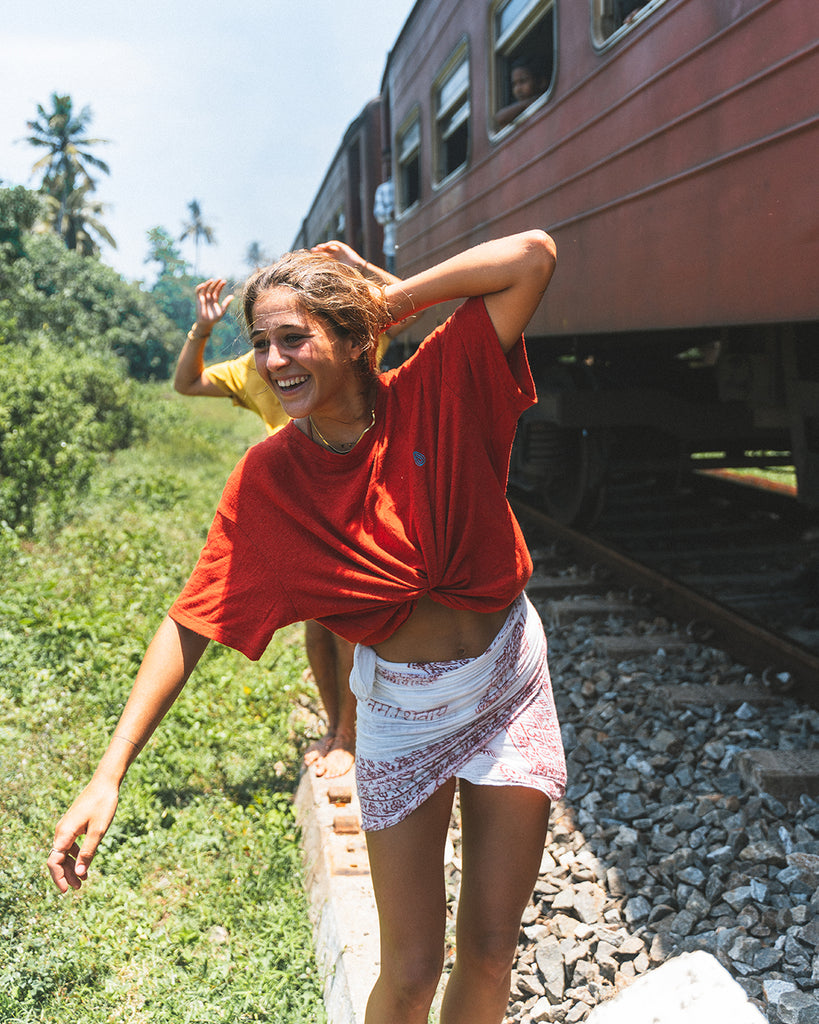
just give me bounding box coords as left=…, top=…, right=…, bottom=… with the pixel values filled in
left=383, top=230, right=556, bottom=352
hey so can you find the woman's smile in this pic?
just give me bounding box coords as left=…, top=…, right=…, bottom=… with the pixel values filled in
left=275, top=373, right=310, bottom=392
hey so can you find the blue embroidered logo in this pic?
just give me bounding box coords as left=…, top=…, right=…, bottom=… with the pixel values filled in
left=413, top=451, right=426, bottom=467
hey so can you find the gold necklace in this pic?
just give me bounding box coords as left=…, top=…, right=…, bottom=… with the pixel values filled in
left=308, top=409, right=375, bottom=454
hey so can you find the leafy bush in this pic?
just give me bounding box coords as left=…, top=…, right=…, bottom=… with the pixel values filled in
left=0, top=186, right=182, bottom=380
left=3, top=230, right=180, bottom=379
left=0, top=340, right=146, bottom=533
left=0, top=184, right=43, bottom=257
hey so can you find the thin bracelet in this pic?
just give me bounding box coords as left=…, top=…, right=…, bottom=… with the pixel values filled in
left=187, top=324, right=211, bottom=343
left=112, top=734, right=139, bottom=748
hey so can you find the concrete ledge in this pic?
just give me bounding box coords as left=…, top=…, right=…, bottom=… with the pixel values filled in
left=294, top=765, right=380, bottom=1024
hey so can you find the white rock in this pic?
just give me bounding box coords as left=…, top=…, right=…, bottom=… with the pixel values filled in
left=584, top=951, right=767, bottom=1024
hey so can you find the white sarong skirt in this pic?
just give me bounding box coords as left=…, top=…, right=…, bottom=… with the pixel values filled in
left=351, top=593, right=566, bottom=831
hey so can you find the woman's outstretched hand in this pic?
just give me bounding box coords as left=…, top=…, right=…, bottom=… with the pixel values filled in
left=47, top=778, right=119, bottom=893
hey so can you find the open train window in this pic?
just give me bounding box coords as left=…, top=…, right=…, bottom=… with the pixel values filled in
left=433, top=42, right=470, bottom=184
left=491, top=0, right=555, bottom=132
left=396, top=110, right=421, bottom=213
left=592, top=0, right=664, bottom=46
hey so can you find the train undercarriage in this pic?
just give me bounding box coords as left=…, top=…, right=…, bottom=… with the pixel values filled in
left=510, top=320, right=819, bottom=527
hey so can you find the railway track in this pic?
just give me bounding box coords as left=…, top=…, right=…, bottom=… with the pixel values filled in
left=511, top=474, right=819, bottom=708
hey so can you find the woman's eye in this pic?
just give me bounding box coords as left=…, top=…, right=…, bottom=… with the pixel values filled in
left=284, top=334, right=303, bottom=347
left=252, top=339, right=268, bottom=351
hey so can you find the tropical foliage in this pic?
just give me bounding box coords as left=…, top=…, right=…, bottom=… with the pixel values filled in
left=0, top=183, right=42, bottom=256
left=0, top=191, right=178, bottom=379
left=145, top=226, right=200, bottom=330
left=245, top=240, right=272, bottom=268
left=147, top=225, right=241, bottom=364
left=0, top=98, right=325, bottom=1023
left=0, top=341, right=144, bottom=534
left=24, top=92, right=114, bottom=257
left=39, top=179, right=117, bottom=256
left=0, top=184, right=179, bottom=531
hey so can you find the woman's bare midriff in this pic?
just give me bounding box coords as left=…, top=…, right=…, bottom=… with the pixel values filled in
left=373, top=595, right=515, bottom=664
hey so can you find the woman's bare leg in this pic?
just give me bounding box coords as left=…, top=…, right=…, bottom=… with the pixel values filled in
left=303, top=620, right=339, bottom=765
left=440, top=782, right=551, bottom=1024
left=316, top=634, right=356, bottom=778
left=365, top=778, right=457, bottom=1024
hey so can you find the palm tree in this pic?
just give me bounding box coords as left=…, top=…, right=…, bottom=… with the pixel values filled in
left=25, top=93, right=111, bottom=243
left=40, top=178, right=116, bottom=257
left=245, top=240, right=270, bottom=268
left=179, top=199, right=215, bottom=275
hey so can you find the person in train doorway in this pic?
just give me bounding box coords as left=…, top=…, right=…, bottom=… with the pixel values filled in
left=373, top=150, right=397, bottom=275
left=48, top=229, right=566, bottom=1024
left=495, top=56, right=548, bottom=129
left=173, top=239, right=398, bottom=780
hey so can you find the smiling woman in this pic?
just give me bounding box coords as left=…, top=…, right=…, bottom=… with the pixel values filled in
left=49, top=229, right=561, bottom=1024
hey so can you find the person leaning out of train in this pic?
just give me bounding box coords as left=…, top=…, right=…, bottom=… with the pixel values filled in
left=495, top=57, right=547, bottom=129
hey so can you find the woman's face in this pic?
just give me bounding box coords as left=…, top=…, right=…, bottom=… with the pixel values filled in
left=250, top=286, right=364, bottom=420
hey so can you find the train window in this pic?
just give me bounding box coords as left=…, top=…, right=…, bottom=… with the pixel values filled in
left=433, top=42, right=470, bottom=184
left=492, top=0, right=555, bottom=132
left=592, top=0, right=664, bottom=46
left=396, top=110, right=421, bottom=212
left=320, top=208, right=345, bottom=244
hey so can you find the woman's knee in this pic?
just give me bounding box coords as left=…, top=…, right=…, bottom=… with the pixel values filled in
left=456, top=924, right=519, bottom=982
left=381, top=945, right=444, bottom=1007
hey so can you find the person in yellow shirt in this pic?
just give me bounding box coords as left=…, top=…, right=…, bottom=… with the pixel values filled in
left=174, top=240, right=398, bottom=779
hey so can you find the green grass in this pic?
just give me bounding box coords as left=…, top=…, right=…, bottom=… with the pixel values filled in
left=0, top=387, right=327, bottom=1023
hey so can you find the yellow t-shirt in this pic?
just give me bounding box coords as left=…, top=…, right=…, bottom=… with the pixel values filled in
left=204, top=336, right=393, bottom=436
left=204, top=351, right=288, bottom=435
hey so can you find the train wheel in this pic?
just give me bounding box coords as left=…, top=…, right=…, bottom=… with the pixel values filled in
left=512, top=412, right=608, bottom=528
left=511, top=356, right=609, bottom=528
left=540, top=421, right=607, bottom=527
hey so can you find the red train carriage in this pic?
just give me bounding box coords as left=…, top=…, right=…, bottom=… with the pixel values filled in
left=292, top=98, right=385, bottom=269
left=381, top=0, right=819, bottom=524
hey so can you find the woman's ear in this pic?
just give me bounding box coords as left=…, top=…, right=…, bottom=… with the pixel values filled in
left=347, top=334, right=368, bottom=361
left=349, top=335, right=377, bottom=377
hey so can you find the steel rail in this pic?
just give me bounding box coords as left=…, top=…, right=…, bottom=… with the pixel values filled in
left=511, top=498, right=819, bottom=707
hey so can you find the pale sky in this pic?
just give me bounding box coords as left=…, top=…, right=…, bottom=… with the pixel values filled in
left=0, top=0, right=411, bottom=283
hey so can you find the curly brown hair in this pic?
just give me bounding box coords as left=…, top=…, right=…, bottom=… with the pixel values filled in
left=240, top=250, right=391, bottom=382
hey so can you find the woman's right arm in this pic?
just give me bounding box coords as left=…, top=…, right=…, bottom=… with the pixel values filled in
left=47, top=616, right=210, bottom=893
left=383, top=230, right=556, bottom=353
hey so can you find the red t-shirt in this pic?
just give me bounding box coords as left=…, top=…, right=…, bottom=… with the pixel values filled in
left=169, top=297, right=536, bottom=659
